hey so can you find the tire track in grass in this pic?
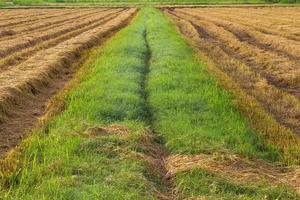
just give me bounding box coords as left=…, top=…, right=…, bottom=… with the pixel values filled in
left=141, top=25, right=176, bottom=200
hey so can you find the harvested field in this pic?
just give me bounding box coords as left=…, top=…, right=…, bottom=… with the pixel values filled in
left=1, top=8, right=300, bottom=199
left=164, top=7, right=300, bottom=141
left=0, top=8, right=137, bottom=158
left=166, top=154, right=300, bottom=194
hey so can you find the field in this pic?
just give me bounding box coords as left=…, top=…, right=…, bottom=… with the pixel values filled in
left=0, top=5, right=300, bottom=200
left=164, top=6, right=300, bottom=161
left=0, top=8, right=136, bottom=157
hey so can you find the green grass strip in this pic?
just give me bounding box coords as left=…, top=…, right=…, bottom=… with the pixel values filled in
left=0, top=10, right=158, bottom=200
left=145, top=8, right=279, bottom=161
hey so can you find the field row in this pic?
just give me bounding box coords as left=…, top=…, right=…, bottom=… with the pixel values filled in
left=164, top=7, right=300, bottom=147
left=0, top=8, right=137, bottom=157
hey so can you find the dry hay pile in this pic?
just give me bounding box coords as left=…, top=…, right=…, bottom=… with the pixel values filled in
left=166, top=153, right=300, bottom=194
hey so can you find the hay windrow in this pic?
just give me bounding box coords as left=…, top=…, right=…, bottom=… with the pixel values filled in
left=0, top=9, right=113, bottom=39
left=0, top=9, right=115, bottom=44
left=0, top=9, right=125, bottom=59
left=0, top=9, right=79, bottom=29
left=174, top=9, right=300, bottom=95
left=0, top=9, right=125, bottom=71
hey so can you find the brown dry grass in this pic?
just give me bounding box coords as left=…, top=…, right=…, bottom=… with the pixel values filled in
left=0, top=9, right=108, bottom=39
left=185, top=9, right=300, bottom=55
left=171, top=9, right=300, bottom=97
left=165, top=153, right=300, bottom=194
left=0, top=9, right=124, bottom=71
left=0, top=9, right=79, bottom=28
left=180, top=7, right=300, bottom=41
left=0, top=9, right=68, bottom=21
left=178, top=8, right=300, bottom=82
left=0, top=9, right=125, bottom=59
left=164, top=8, right=300, bottom=164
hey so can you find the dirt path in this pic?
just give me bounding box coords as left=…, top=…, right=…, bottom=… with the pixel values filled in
left=0, top=8, right=137, bottom=158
